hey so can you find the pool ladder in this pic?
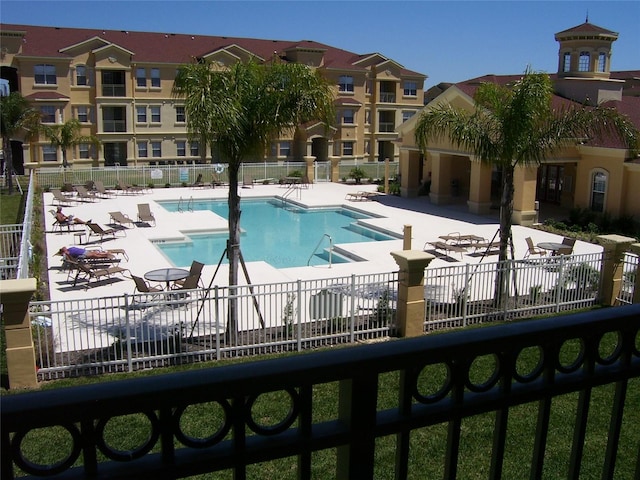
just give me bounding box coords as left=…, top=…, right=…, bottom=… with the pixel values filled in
left=307, top=233, right=333, bottom=267
left=281, top=184, right=300, bottom=204
left=177, top=196, right=194, bottom=213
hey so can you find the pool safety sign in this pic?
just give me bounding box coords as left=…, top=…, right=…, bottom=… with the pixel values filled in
left=179, top=168, right=189, bottom=183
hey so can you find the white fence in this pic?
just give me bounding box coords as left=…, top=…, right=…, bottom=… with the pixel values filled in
left=28, top=250, right=636, bottom=381
left=33, top=161, right=399, bottom=190
left=30, top=271, right=398, bottom=380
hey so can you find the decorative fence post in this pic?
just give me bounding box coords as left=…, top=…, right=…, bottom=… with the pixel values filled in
left=304, top=156, right=316, bottom=183
left=330, top=156, right=341, bottom=183
left=597, top=234, right=636, bottom=306
left=0, top=278, right=38, bottom=389
left=631, top=243, right=640, bottom=304
left=391, top=250, right=435, bottom=337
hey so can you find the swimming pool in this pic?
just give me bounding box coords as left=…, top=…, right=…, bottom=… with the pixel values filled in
left=156, top=198, right=397, bottom=268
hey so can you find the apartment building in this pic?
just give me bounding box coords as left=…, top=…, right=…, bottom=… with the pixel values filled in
left=397, top=20, right=640, bottom=222
left=0, top=24, right=426, bottom=169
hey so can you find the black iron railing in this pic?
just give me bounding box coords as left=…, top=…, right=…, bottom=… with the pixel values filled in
left=2, top=305, right=639, bottom=479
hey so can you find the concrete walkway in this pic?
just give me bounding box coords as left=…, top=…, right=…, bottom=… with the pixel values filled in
left=44, top=182, right=602, bottom=302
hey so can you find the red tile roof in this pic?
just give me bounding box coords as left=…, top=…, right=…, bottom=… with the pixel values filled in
left=555, top=21, right=618, bottom=37
left=0, top=23, right=425, bottom=77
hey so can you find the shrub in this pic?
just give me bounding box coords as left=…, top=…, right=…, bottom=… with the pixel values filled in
left=349, top=167, right=365, bottom=184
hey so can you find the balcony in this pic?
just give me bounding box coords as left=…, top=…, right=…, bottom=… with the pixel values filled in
left=2, top=305, right=639, bottom=479
left=379, top=91, right=396, bottom=103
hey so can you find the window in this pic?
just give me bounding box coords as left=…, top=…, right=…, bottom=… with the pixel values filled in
left=338, top=75, right=354, bottom=93
left=402, top=110, right=416, bottom=123
left=102, top=106, right=126, bottom=132
left=563, top=52, right=571, bottom=72
left=365, top=80, right=372, bottom=95
left=102, top=70, right=126, bottom=96
left=42, top=145, right=57, bottom=162
left=78, top=143, right=91, bottom=159
left=403, top=81, right=417, bottom=96
left=279, top=141, right=291, bottom=157
left=136, top=106, right=147, bottom=123
left=579, top=51, right=590, bottom=72
left=342, top=109, right=354, bottom=124
left=151, top=68, right=161, bottom=88
left=76, top=106, right=89, bottom=123
left=190, top=141, right=199, bottom=157
left=150, top=106, right=161, bottom=123
left=137, top=141, right=148, bottom=158
left=34, top=64, right=56, bottom=85
left=151, top=141, right=162, bottom=158
left=597, top=52, right=606, bottom=72
left=40, top=106, right=56, bottom=123
left=176, top=141, right=186, bottom=157
left=136, top=68, right=146, bottom=87
left=76, top=65, right=87, bottom=86
left=591, top=170, right=607, bottom=212
left=342, top=141, right=354, bottom=156
left=365, top=109, right=370, bottom=124
left=175, top=106, right=186, bottom=123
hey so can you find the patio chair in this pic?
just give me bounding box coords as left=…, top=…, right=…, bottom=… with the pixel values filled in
left=73, top=261, right=129, bottom=287
left=51, top=189, right=75, bottom=206
left=172, top=261, right=204, bottom=289
left=109, top=211, right=135, bottom=228
left=86, top=222, right=122, bottom=241
left=132, top=274, right=163, bottom=299
left=170, top=273, right=201, bottom=298
left=524, top=237, right=547, bottom=259
left=554, top=237, right=576, bottom=256
left=75, top=185, right=98, bottom=202
left=137, top=203, right=156, bottom=226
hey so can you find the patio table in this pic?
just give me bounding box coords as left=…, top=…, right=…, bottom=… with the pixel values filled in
left=145, top=268, right=190, bottom=290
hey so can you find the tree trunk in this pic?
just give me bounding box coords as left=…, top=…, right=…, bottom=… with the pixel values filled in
left=494, top=164, right=515, bottom=309
left=3, top=135, right=14, bottom=194
left=227, top=159, right=241, bottom=336
left=62, top=148, right=69, bottom=168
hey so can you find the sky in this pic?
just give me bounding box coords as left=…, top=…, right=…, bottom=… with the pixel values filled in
left=1, top=1, right=638, bottom=89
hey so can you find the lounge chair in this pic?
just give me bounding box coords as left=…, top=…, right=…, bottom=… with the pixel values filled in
left=137, top=203, right=156, bottom=226
left=116, top=180, right=145, bottom=195
left=73, top=261, right=129, bottom=288
left=51, top=189, right=75, bottom=206
left=75, top=185, right=98, bottom=202
left=172, top=260, right=204, bottom=289
left=109, top=211, right=135, bottom=228
left=242, top=174, right=254, bottom=188
left=49, top=209, right=72, bottom=233
left=86, top=222, right=123, bottom=241
left=191, top=174, right=205, bottom=188
left=524, top=237, right=547, bottom=259
left=94, top=180, right=115, bottom=198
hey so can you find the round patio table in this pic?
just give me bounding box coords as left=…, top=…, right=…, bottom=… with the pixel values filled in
left=145, top=268, right=189, bottom=290
left=537, top=242, right=565, bottom=253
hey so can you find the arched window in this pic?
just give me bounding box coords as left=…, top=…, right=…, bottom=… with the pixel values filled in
left=579, top=51, right=590, bottom=72
left=590, top=170, right=607, bottom=212
left=597, top=52, right=606, bottom=72
left=563, top=52, right=571, bottom=72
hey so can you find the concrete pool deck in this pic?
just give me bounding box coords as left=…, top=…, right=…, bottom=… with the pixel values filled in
left=43, top=182, right=603, bottom=302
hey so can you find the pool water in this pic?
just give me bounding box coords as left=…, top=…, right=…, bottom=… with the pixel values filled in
left=156, top=198, right=396, bottom=268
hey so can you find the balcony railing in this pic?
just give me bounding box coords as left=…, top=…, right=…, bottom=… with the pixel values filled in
left=2, top=304, right=639, bottom=479
left=379, top=92, right=396, bottom=103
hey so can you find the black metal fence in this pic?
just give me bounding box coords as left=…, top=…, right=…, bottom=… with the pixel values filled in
left=3, top=304, right=639, bottom=479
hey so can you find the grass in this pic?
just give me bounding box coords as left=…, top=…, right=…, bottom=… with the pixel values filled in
left=5, top=334, right=639, bottom=479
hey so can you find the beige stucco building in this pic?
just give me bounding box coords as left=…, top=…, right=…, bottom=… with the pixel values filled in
left=0, top=24, right=425, bottom=169
left=397, top=20, right=640, bottom=224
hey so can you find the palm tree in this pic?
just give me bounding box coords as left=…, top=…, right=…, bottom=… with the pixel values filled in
left=1, top=92, right=40, bottom=194
left=415, top=69, right=639, bottom=304
left=40, top=118, right=99, bottom=168
left=173, top=59, right=335, bottom=332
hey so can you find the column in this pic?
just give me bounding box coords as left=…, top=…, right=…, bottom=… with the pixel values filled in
left=428, top=152, right=451, bottom=205
left=512, top=165, right=538, bottom=225
left=467, top=158, right=492, bottom=215
left=390, top=250, right=435, bottom=337
left=304, top=156, right=315, bottom=183
left=597, top=235, right=636, bottom=306
left=330, top=156, right=341, bottom=183
left=0, top=278, right=38, bottom=389
left=399, top=150, right=421, bottom=198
